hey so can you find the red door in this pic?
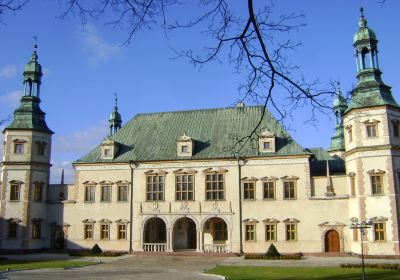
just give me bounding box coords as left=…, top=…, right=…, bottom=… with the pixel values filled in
left=325, top=230, right=340, bottom=252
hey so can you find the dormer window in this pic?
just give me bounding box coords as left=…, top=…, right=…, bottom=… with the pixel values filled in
left=101, top=138, right=119, bottom=159
left=259, top=129, right=276, bottom=153
left=177, top=133, right=194, bottom=157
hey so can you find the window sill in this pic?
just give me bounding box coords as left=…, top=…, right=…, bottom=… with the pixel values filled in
left=84, top=201, right=96, bottom=203
left=283, top=198, right=297, bottom=200
left=9, top=200, right=20, bottom=202
left=100, top=201, right=112, bottom=203
left=117, top=200, right=129, bottom=203
left=243, top=199, right=256, bottom=201
left=263, top=198, right=277, bottom=201
left=371, top=194, right=385, bottom=197
left=244, top=240, right=257, bottom=242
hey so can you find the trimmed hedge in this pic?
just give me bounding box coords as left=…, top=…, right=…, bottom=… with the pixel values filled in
left=69, top=251, right=124, bottom=257
left=340, top=263, right=400, bottom=270
left=245, top=254, right=302, bottom=260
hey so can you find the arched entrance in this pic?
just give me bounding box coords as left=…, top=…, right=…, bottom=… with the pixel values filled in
left=202, top=217, right=228, bottom=253
left=173, top=217, right=196, bottom=250
left=143, top=217, right=167, bottom=251
left=325, top=229, right=340, bottom=252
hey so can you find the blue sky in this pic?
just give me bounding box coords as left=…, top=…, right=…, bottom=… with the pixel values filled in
left=1, top=0, right=399, bottom=183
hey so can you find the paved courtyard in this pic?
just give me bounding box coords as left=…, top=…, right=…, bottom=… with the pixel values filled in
left=1, top=254, right=400, bottom=280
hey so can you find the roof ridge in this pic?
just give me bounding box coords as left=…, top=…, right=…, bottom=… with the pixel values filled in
left=134, top=104, right=265, bottom=117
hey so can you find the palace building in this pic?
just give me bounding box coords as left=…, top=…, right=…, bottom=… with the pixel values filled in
left=1, top=8, right=399, bottom=256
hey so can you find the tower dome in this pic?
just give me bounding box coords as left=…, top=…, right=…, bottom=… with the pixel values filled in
left=353, top=7, right=377, bottom=43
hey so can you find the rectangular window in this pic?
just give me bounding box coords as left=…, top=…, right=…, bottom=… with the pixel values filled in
left=34, top=183, right=43, bottom=202
left=243, top=182, right=255, bottom=200
left=205, top=173, right=225, bottom=200
left=14, top=143, right=24, bottom=154
left=32, top=222, right=41, bottom=239
left=245, top=224, right=256, bottom=241
left=214, top=221, right=227, bottom=241
left=181, top=145, right=188, bottom=153
left=286, top=223, right=297, bottom=241
left=373, top=222, right=386, bottom=242
left=36, top=142, right=45, bottom=155
left=371, top=175, right=383, bottom=195
left=350, top=176, right=356, bottom=197
left=366, top=124, right=378, bottom=137
left=101, top=185, right=111, bottom=202
left=348, top=127, right=353, bottom=142
left=104, top=148, right=111, bottom=157
left=176, top=174, right=194, bottom=201
left=284, top=181, right=296, bottom=199
left=84, top=185, right=96, bottom=202
left=353, top=228, right=359, bottom=241
left=265, top=224, right=276, bottom=241
left=146, top=175, right=165, bottom=201
left=8, top=222, right=18, bottom=239
left=117, top=224, right=127, bottom=240
left=84, top=223, right=93, bottom=239
left=393, top=121, right=400, bottom=137
left=263, top=142, right=271, bottom=150
left=263, top=181, right=275, bottom=199
left=100, top=224, right=110, bottom=240
left=118, top=185, right=128, bottom=201
left=10, top=183, right=20, bottom=201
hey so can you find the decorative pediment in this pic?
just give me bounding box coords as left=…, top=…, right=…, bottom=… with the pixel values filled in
left=178, top=133, right=192, bottom=142
left=99, top=180, right=114, bottom=185
left=82, top=181, right=97, bottom=185
left=348, top=172, right=356, bottom=177
left=31, top=218, right=43, bottom=222
left=260, top=129, right=275, bottom=138
left=367, top=169, right=385, bottom=175
left=370, top=216, right=388, bottom=222
left=9, top=180, right=24, bottom=184
left=280, top=175, right=299, bottom=180
left=144, top=169, right=168, bottom=175
left=12, top=138, right=27, bottom=143
left=7, top=218, right=22, bottom=223
left=243, top=218, right=259, bottom=223
left=263, top=218, right=280, bottom=223
left=82, top=219, right=96, bottom=223
left=115, top=219, right=129, bottom=224
left=318, top=221, right=346, bottom=227
left=241, top=177, right=258, bottom=182
left=203, top=167, right=228, bottom=173
left=33, top=181, right=45, bottom=185
left=260, top=176, right=278, bottom=181
left=173, top=168, right=198, bottom=174
left=98, top=219, right=112, bottom=224
left=115, top=180, right=130, bottom=185
left=345, top=125, right=352, bottom=131
left=283, top=218, right=300, bottom=223
left=362, top=119, right=380, bottom=124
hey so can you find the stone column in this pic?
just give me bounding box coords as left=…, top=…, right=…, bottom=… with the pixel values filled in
left=197, top=228, right=203, bottom=252
left=167, top=227, right=173, bottom=252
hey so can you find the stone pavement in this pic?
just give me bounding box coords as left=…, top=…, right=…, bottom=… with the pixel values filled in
left=1, top=254, right=400, bottom=280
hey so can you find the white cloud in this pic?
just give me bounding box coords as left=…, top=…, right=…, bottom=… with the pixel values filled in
left=80, top=25, right=119, bottom=65
left=53, top=121, right=108, bottom=153
left=0, top=90, right=22, bottom=110
left=0, top=65, right=17, bottom=79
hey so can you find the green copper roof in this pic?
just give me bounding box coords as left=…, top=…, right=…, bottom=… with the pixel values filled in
left=76, top=106, right=309, bottom=163
left=307, top=148, right=345, bottom=176
left=5, top=95, right=53, bottom=134
left=23, top=45, right=42, bottom=84
left=328, top=124, right=345, bottom=152
left=346, top=69, right=399, bottom=111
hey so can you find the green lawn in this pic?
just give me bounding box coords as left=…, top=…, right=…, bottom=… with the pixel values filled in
left=0, top=259, right=95, bottom=271
left=206, top=266, right=400, bottom=280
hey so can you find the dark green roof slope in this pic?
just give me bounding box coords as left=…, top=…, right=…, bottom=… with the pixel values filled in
left=76, top=106, right=309, bottom=164
left=307, top=148, right=345, bottom=176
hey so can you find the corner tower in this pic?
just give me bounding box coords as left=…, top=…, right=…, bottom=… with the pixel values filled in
left=0, top=45, right=53, bottom=251
left=343, top=8, right=400, bottom=256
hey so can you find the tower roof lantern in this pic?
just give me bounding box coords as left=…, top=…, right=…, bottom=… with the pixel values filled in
left=23, top=44, right=43, bottom=83
left=353, top=7, right=377, bottom=44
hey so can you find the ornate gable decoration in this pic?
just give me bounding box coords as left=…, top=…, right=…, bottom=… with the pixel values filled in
left=258, top=128, right=276, bottom=153
left=101, top=137, right=119, bottom=160
left=177, top=133, right=194, bottom=157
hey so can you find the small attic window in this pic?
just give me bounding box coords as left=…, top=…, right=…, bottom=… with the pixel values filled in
left=177, top=133, right=194, bottom=157
left=101, top=138, right=119, bottom=159
left=259, top=129, right=276, bottom=153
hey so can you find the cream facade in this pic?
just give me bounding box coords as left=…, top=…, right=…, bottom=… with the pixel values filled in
left=0, top=9, right=399, bottom=257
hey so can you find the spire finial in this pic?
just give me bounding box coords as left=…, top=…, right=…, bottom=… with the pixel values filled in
left=114, top=93, right=118, bottom=110
left=32, top=36, right=38, bottom=62
left=358, top=5, right=367, bottom=28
